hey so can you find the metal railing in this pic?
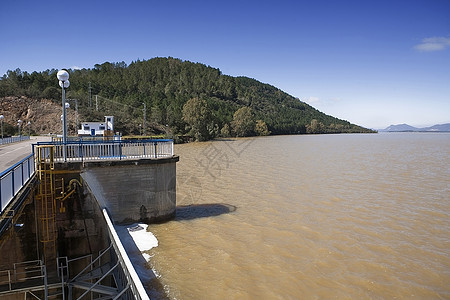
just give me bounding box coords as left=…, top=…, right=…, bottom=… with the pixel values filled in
left=56, top=209, right=150, bottom=299
left=0, top=153, right=35, bottom=215
left=1, top=217, right=150, bottom=299
left=0, top=136, right=30, bottom=145
left=0, top=260, right=48, bottom=295
left=103, top=209, right=150, bottom=300
left=35, top=139, right=174, bottom=162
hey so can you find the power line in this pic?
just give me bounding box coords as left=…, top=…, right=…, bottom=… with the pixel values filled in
left=95, top=95, right=143, bottom=112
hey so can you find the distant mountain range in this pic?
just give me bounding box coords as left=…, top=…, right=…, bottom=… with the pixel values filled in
left=381, top=123, right=450, bottom=132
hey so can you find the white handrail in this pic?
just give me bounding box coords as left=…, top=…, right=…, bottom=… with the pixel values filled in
left=103, top=209, right=150, bottom=300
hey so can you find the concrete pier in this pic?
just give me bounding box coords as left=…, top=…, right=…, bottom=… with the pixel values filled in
left=81, top=156, right=179, bottom=224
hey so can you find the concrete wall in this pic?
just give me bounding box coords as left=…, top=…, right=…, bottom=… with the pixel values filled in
left=81, top=157, right=179, bottom=224
left=0, top=195, right=37, bottom=271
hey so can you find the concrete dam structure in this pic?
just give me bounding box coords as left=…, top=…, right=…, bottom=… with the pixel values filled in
left=81, top=156, right=179, bottom=224
left=0, top=139, right=177, bottom=299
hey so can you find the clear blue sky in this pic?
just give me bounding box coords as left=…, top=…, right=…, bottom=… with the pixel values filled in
left=1, top=0, right=449, bottom=129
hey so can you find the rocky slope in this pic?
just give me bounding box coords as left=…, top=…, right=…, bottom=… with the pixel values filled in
left=0, top=96, right=77, bottom=136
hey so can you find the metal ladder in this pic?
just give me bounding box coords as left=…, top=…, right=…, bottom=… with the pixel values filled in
left=35, top=145, right=57, bottom=268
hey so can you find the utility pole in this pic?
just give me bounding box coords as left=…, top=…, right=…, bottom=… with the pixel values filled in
left=88, top=82, right=92, bottom=107
left=95, top=95, right=98, bottom=111
left=143, top=102, right=146, bottom=136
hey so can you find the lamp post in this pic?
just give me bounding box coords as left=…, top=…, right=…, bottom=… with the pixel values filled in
left=57, top=69, right=70, bottom=161
left=0, top=115, right=4, bottom=140
left=27, top=121, right=31, bottom=136
left=17, top=119, right=22, bottom=136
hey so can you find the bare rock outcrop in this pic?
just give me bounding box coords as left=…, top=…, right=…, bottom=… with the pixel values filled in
left=0, top=96, right=78, bottom=135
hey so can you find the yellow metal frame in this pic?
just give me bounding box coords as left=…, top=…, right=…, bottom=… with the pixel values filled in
left=35, top=145, right=57, bottom=263
left=56, top=178, right=82, bottom=213
left=34, top=146, right=83, bottom=265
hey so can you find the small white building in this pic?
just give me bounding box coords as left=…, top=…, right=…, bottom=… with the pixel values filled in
left=78, top=116, right=114, bottom=136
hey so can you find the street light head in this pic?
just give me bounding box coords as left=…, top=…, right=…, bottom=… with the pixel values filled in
left=59, top=80, right=70, bottom=88
left=57, top=70, right=69, bottom=81
left=0, top=115, right=4, bottom=120
left=65, top=102, right=70, bottom=108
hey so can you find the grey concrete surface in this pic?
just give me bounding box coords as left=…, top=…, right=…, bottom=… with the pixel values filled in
left=81, top=157, right=178, bottom=224
left=0, top=136, right=51, bottom=172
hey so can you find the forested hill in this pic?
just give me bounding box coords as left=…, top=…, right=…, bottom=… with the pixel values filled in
left=0, top=57, right=374, bottom=140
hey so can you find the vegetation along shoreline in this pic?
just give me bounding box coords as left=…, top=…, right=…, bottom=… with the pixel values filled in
left=0, top=57, right=375, bottom=141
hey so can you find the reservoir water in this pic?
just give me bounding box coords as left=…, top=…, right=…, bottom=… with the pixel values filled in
left=146, top=133, right=450, bottom=299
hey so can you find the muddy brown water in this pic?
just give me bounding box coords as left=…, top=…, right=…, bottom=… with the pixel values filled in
left=146, top=133, right=450, bottom=299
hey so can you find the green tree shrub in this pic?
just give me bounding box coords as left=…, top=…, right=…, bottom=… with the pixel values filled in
left=255, top=119, right=270, bottom=136
left=182, top=97, right=215, bottom=141
left=231, top=107, right=255, bottom=137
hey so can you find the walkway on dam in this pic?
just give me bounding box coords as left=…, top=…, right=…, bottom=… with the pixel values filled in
left=0, top=136, right=50, bottom=171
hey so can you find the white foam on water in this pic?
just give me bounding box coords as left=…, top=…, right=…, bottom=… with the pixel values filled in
left=115, top=223, right=161, bottom=289
left=127, top=224, right=159, bottom=254
left=142, top=253, right=151, bottom=262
